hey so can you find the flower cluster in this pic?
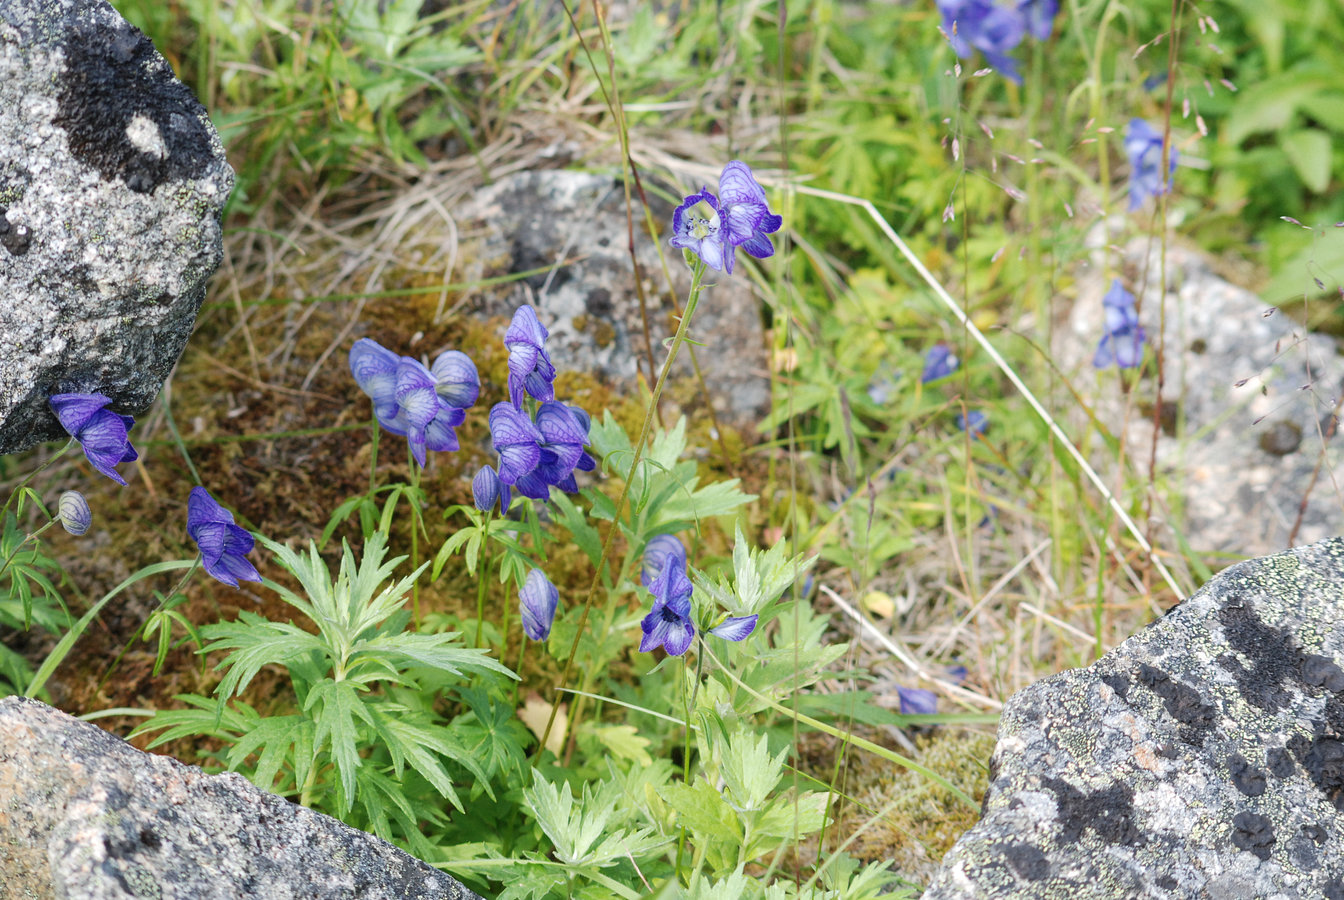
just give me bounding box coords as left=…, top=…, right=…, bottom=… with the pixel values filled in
left=1124, top=119, right=1178, bottom=210
left=476, top=306, right=594, bottom=510
left=936, top=0, right=1058, bottom=84
left=1092, top=279, right=1146, bottom=369
left=670, top=161, right=782, bottom=275
left=639, top=535, right=757, bottom=657
left=349, top=339, right=479, bottom=467
left=49, top=393, right=139, bottom=486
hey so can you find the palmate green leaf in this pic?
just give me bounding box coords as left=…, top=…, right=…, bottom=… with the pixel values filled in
left=356, top=632, right=515, bottom=682
left=525, top=773, right=616, bottom=868
left=203, top=612, right=329, bottom=701
left=452, top=687, right=531, bottom=782
left=362, top=702, right=492, bottom=810
left=657, top=778, right=740, bottom=843
left=719, top=730, right=787, bottom=813
left=305, top=679, right=375, bottom=815
left=225, top=712, right=314, bottom=794
left=132, top=693, right=253, bottom=751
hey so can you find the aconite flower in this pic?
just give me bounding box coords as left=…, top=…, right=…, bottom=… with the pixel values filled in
left=670, top=162, right=781, bottom=274
left=186, top=487, right=261, bottom=588
left=639, top=549, right=695, bottom=656
left=1125, top=119, right=1178, bottom=210
left=57, top=491, right=91, bottom=536
left=49, top=393, right=138, bottom=486
left=1093, top=279, right=1146, bottom=369
left=504, top=305, right=557, bottom=410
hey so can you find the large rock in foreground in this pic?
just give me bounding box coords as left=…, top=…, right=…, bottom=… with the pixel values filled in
left=0, top=0, right=232, bottom=454
left=0, top=697, right=483, bottom=900
left=925, top=537, right=1344, bottom=899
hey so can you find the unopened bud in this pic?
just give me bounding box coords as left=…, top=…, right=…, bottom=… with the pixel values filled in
left=58, top=491, right=91, bottom=536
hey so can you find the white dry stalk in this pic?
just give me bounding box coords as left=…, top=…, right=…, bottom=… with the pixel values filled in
left=793, top=182, right=1190, bottom=602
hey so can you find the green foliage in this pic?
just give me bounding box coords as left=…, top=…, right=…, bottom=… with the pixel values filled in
left=134, top=533, right=516, bottom=841
left=0, top=508, right=69, bottom=695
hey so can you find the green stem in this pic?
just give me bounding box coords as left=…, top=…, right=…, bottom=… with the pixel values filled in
left=474, top=513, right=494, bottom=649
left=408, top=445, right=421, bottom=628
left=513, top=637, right=527, bottom=709
left=1, top=439, right=75, bottom=523
left=25, top=558, right=199, bottom=699
left=368, top=415, right=380, bottom=495
left=97, top=560, right=202, bottom=691
left=536, top=259, right=709, bottom=761
left=0, top=518, right=59, bottom=585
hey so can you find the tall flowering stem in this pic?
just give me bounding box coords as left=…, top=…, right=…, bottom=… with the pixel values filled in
left=536, top=259, right=710, bottom=759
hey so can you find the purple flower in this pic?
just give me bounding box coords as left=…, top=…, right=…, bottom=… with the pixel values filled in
left=670, top=188, right=727, bottom=272
left=472, top=464, right=510, bottom=514
left=717, top=161, right=782, bottom=269
left=955, top=410, right=989, bottom=435
left=504, top=305, right=557, bottom=409
left=520, top=568, right=559, bottom=641
left=670, top=163, right=781, bottom=274
left=430, top=350, right=480, bottom=409
left=1125, top=119, right=1178, bottom=210
left=489, top=402, right=545, bottom=498
left=937, top=0, right=1028, bottom=83
left=921, top=343, right=959, bottom=383
left=898, top=686, right=939, bottom=715
left=49, top=393, right=138, bottom=486
left=642, top=534, right=688, bottom=588
left=639, top=550, right=695, bottom=656
left=1018, top=0, right=1058, bottom=40
left=349, top=338, right=401, bottom=427
left=708, top=614, right=758, bottom=642
left=57, top=491, right=91, bottom=536
left=1093, top=279, right=1146, bottom=369
left=186, top=486, right=261, bottom=588
left=532, top=401, right=596, bottom=494
left=393, top=357, right=465, bottom=467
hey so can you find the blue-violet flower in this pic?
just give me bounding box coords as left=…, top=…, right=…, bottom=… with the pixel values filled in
left=504, top=305, right=557, bottom=410
left=639, top=551, right=695, bottom=656
left=670, top=162, right=780, bottom=274
left=708, top=614, right=758, bottom=642
left=898, top=686, right=939, bottom=715
left=349, top=338, right=401, bottom=427
left=921, top=344, right=959, bottom=383
left=49, top=393, right=138, bottom=486
left=520, top=568, right=559, bottom=641
left=187, top=486, right=261, bottom=588
left=391, top=357, right=465, bottom=467
left=642, top=534, right=688, bottom=588
left=956, top=410, right=989, bottom=435
left=1125, top=119, right=1177, bottom=210
left=472, top=464, right=510, bottom=514
left=937, top=0, right=1029, bottom=83
left=1093, top=279, right=1146, bottom=369
left=431, top=350, right=480, bottom=409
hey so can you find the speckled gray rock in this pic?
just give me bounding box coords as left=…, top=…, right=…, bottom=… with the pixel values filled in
left=453, top=170, right=769, bottom=428
left=1067, top=243, right=1342, bottom=557
left=0, top=697, right=484, bottom=900
left=925, top=536, right=1344, bottom=899
left=0, top=0, right=232, bottom=454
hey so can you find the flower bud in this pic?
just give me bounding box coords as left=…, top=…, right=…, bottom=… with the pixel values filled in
left=57, top=490, right=91, bottom=536
left=472, top=465, right=509, bottom=513
left=520, top=568, right=559, bottom=641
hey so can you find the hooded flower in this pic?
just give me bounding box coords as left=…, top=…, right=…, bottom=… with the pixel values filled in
left=639, top=550, right=695, bottom=656
left=707, top=614, right=758, bottom=642
left=532, top=401, right=596, bottom=494
left=717, top=161, right=783, bottom=270
left=956, top=410, right=989, bottom=435
left=49, top=393, right=138, bottom=486
left=1093, top=279, right=1146, bottom=369
left=488, top=402, right=545, bottom=496
left=642, top=534, right=688, bottom=588
left=431, top=350, right=480, bottom=409
left=670, top=163, right=781, bottom=274
left=504, top=305, right=557, bottom=409
left=670, top=188, right=727, bottom=272
left=1125, top=119, right=1178, bottom=210
left=1018, top=0, right=1058, bottom=40
left=349, top=338, right=401, bottom=427
left=520, top=568, right=560, bottom=641
left=186, top=487, right=261, bottom=588
left=391, top=357, right=465, bottom=467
